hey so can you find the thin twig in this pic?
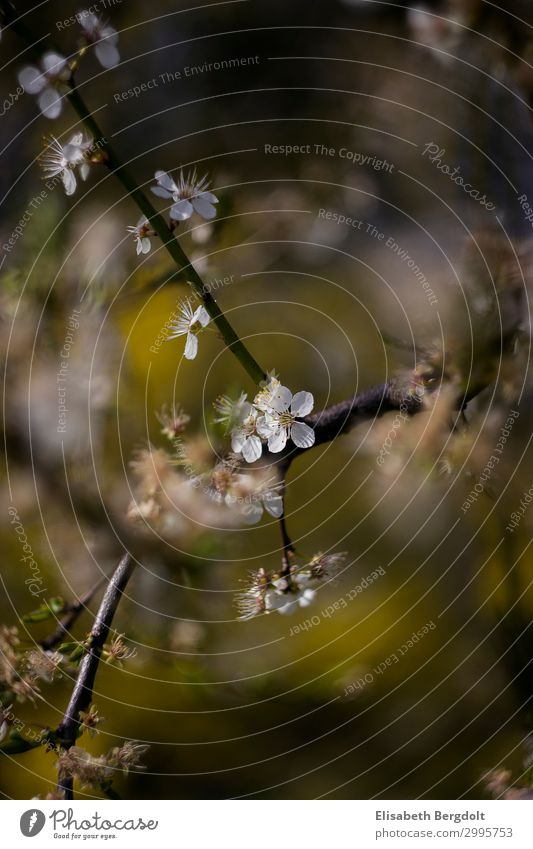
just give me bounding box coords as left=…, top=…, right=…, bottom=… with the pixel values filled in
left=277, top=477, right=295, bottom=577
left=56, top=552, right=135, bottom=799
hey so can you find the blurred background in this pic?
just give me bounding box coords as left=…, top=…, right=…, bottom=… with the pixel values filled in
left=1, top=0, right=533, bottom=799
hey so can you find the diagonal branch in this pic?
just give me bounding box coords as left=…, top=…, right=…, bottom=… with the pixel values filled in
left=276, top=377, right=426, bottom=475
left=56, top=552, right=135, bottom=799
left=40, top=574, right=109, bottom=652
left=0, top=1, right=265, bottom=386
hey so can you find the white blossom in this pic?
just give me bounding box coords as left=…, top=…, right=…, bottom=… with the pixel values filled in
left=253, top=375, right=291, bottom=413
left=214, top=392, right=249, bottom=431
left=167, top=299, right=210, bottom=360
left=236, top=555, right=344, bottom=620
left=151, top=169, right=219, bottom=221
left=18, top=52, right=70, bottom=118
left=230, top=403, right=264, bottom=463
left=78, top=11, right=120, bottom=69
left=257, top=388, right=315, bottom=452
left=127, top=215, right=152, bottom=254
left=40, top=133, right=93, bottom=195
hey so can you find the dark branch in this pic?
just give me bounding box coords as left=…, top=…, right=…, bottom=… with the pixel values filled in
left=276, top=377, right=426, bottom=474
left=56, top=552, right=135, bottom=799
left=40, top=575, right=109, bottom=652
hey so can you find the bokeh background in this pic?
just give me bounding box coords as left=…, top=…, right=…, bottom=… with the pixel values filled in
left=2, top=0, right=533, bottom=799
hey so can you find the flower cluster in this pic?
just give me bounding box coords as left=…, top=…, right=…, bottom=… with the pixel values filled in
left=18, top=52, right=71, bottom=119
left=0, top=625, right=53, bottom=706
left=209, top=460, right=284, bottom=524
left=236, top=553, right=346, bottom=619
left=78, top=12, right=120, bottom=69
left=216, top=375, right=316, bottom=463
left=484, top=738, right=533, bottom=800
left=18, top=12, right=120, bottom=119
left=25, top=649, right=63, bottom=684
left=57, top=740, right=147, bottom=791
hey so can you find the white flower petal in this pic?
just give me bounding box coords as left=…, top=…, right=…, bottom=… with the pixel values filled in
left=140, top=237, right=151, bottom=254
left=101, top=25, right=119, bottom=45
left=256, top=414, right=277, bottom=438
left=290, top=420, right=315, bottom=449
left=264, top=493, right=283, bottom=518
left=68, top=132, right=84, bottom=147
left=18, top=65, right=45, bottom=94
left=231, top=430, right=246, bottom=453
left=63, top=143, right=84, bottom=165
left=290, top=390, right=314, bottom=417
left=61, top=169, right=77, bottom=196
left=299, top=588, right=316, bottom=607
left=194, top=305, right=210, bottom=327
left=268, top=428, right=288, bottom=453
left=79, top=162, right=90, bottom=181
left=42, top=51, right=68, bottom=77
left=269, top=385, right=293, bottom=413
left=80, top=11, right=100, bottom=32
left=151, top=186, right=173, bottom=199
left=276, top=597, right=299, bottom=615
left=170, top=199, right=194, bottom=220
left=265, top=591, right=290, bottom=612
left=38, top=87, right=63, bottom=118
left=191, top=194, right=217, bottom=220
left=240, top=502, right=263, bottom=524
left=154, top=170, right=177, bottom=192
left=95, top=41, right=120, bottom=69
left=242, top=435, right=262, bottom=463
left=184, top=332, right=198, bottom=360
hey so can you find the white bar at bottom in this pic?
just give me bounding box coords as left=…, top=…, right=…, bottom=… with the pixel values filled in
left=3, top=799, right=532, bottom=848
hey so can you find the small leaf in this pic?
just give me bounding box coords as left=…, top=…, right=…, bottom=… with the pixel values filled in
left=57, top=641, right=79, bottom=654
left=22, top=597, right=65, bottom=623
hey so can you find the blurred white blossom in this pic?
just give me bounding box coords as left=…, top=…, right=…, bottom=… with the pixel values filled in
left=78, top=11, right=120, bottom=69
left=236, top=553, right=345, bottom=619
left=18, top=52, right=70, bottom=118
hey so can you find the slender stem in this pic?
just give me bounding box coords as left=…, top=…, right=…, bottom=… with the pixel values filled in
left=0, top=1, right=265, bottom=385
left=56, top=553, right=135, bottom=799
left=277, top=479, right=295, bottom=576
left=66, top=88, right=265, bottom=385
